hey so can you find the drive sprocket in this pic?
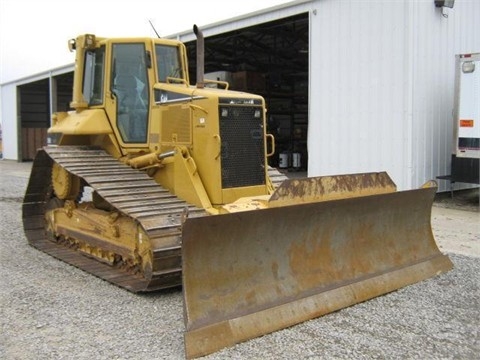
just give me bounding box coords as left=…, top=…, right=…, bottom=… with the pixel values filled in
left=52, top=162, right=81, bottom=200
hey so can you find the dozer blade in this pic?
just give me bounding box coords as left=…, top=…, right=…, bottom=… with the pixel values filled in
left=181, top=173, right=453, bottom=359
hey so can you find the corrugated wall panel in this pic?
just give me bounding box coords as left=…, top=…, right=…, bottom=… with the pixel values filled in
left=309, top=0, right=480, bottom=190
left=309, top=0, right=411, bottom=188
left=0, top=83, right=19, bottom=160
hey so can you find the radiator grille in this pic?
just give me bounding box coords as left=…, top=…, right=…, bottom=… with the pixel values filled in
left=219, top=105, right=266, bottom=188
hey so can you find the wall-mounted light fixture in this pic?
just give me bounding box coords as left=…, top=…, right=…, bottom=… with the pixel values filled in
left=435, top=0, right=455, bottom=17
left=435, top=0, right=455, bottom=8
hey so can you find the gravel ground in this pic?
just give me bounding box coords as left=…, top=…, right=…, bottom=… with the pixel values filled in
left=0, top=160, right=479, bottom=359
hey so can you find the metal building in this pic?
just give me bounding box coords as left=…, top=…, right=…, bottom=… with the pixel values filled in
left=1, top=0, right=479, bottom=191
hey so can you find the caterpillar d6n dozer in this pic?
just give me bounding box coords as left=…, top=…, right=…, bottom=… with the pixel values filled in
left=23, top=26, right=452, bottom=358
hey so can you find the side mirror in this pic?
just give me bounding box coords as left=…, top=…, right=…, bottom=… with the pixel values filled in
left=68, top=39, right=76, bottom=52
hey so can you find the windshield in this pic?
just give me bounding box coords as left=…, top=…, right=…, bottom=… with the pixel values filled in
left=155, top=45, right=183, bottom=82
left=83, top=46, right=105, bottom=105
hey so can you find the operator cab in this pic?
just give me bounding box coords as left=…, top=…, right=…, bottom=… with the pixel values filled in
left=74, top=35, right=188, bottom=145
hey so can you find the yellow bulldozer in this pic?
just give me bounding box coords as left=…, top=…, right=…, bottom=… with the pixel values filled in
left=22, top=26, right=452, bottom=358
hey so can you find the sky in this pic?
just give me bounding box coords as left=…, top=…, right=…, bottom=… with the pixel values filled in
left=0, top=0, right=291, bottom=84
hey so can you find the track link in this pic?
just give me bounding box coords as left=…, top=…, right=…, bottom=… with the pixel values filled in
left=267, top=166, right=289, bottom=188
left=22, top=146, right=207, bottom=292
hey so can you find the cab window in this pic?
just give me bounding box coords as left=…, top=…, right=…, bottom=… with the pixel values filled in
left=156, top=45, right=183, bottom=83
left=111, top=43, right=149, bottom=143
left=83, top=46, right=105, bottom=106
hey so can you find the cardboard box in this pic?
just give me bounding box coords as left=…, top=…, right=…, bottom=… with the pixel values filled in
left=232, top=71, right=265, bottom=92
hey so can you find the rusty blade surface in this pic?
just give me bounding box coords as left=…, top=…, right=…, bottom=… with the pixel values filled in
left=269, top=171, right=397, bottom=206
left=182, top=184, right=453, bottom=359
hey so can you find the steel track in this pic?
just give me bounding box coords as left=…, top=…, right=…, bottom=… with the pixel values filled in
left=22, top=146, right=206, bottom=292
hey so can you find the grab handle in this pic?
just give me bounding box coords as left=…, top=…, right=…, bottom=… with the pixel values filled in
left=266, top=134, right=275, bottom=157
left=213, top=134, right=221, bottom=160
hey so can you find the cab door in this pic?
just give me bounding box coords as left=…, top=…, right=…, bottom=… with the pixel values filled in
left=105, top=41, right=151, bottom=147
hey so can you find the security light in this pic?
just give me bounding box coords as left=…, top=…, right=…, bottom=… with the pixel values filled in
left=435, top=0, right=455, bottom=8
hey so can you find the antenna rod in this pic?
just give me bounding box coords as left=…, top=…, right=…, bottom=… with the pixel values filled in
left=149, top=20, right=161, bottom=38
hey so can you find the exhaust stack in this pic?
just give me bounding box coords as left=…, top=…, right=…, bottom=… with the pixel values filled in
left=193, top=25, right=204, bottom=89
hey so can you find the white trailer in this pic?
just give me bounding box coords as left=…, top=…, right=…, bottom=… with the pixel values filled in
left=446, top=53, right=480, bottom=185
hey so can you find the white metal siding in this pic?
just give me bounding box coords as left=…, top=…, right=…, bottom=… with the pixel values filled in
left=0, top=83, right=18, bottom=160
left=309, top=1, right=411, bottom=187
left=308, top=0, right=480, bottom=190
